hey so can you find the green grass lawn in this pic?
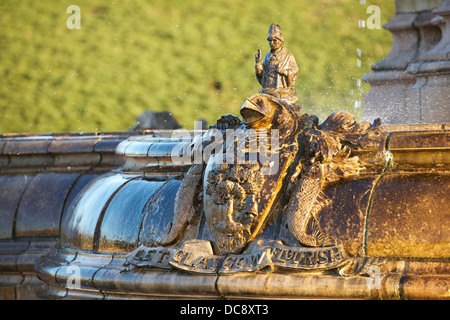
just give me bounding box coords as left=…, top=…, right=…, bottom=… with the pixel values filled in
left=0, top=0, right=394, bottom=133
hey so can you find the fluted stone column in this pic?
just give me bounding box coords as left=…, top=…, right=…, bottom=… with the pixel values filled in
left=363, top=0, right=448, bottom=125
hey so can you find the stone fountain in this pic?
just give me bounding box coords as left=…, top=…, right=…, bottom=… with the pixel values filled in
left=0, top=1, right=449, bottom=300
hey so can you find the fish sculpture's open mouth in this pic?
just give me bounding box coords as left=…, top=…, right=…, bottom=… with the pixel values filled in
left=240, top=96, right=275, bottom=129
left=241, top=105, right=265, bottom=124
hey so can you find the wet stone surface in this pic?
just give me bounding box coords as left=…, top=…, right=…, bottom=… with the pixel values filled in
left=97, top=178, right=169, bottom=252
left=367, top=173, right=450, bottom=258
left=15, top=173, right=80, bottom=237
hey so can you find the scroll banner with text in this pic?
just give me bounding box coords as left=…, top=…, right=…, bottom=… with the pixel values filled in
left=123, top=240, right=360, bottom=275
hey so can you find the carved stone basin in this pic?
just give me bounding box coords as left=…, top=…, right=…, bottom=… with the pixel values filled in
left=29, top=123, right=450, bottom=300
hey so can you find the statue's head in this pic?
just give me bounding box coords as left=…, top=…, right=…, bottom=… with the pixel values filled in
left=267, top=23, right=284, bottom=52
left=204, top=163, right=264, bottom=254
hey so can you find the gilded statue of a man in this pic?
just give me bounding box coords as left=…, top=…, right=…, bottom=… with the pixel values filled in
left=255, top=23, right=299, bottom=103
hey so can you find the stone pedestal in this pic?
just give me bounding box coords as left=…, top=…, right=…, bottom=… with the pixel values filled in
left=406, top=1, right=450, bottom=123
left=363, top=0, right=449, bottom=125
left=363, top=12, right=420, bottom=124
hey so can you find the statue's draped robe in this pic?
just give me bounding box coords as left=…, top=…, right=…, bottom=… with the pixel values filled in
left=257, top=47, right=299, bottom=90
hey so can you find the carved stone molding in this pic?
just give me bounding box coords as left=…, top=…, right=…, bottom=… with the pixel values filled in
left=363, top=0, right=450, bottom=125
